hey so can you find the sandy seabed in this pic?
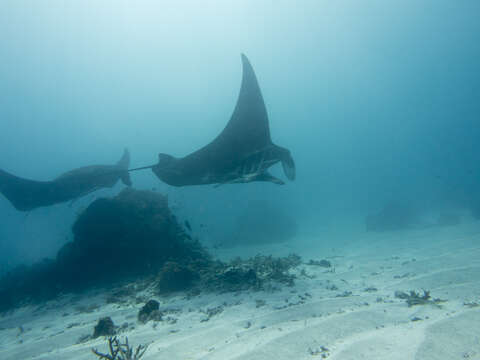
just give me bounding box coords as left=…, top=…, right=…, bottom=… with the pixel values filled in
left=1, top=221, right=479, bottom=360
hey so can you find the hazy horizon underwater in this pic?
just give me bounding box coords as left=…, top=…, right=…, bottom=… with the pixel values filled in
left=0, top=1, right=480, bottom=359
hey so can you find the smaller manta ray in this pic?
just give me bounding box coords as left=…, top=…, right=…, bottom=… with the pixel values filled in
left=0, top=149, right=131, bottom=211
left=132, top=54, right=295, bottom=187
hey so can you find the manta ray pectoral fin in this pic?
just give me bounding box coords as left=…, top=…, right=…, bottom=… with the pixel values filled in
left=281, top=151, right=296, bottom=181
left=271, top=145, right=295, bottom=181
left=0, top=169, right=56, bottom=211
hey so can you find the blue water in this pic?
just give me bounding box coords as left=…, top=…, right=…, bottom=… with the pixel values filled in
left=1, top=1, right=479, bottom=267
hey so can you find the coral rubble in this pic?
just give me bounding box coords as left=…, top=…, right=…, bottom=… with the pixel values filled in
left=92, top=336, right=147, bottom=360
left=93, top=317, right=116, bottom=338
left=197, top=254, right=302, bottom=292
left=394, top=290, right=447, bottom=307
left=137, top=300, right=162, bottom=324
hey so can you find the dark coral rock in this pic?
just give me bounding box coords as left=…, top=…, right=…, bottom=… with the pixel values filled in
left=308, top=259, right=331, bottom=268
left=157, top=262, right=197, bottom=294
left=319, top=259, right=331, bottom=268
left=93, top=317, right=116, bottom=338
left=58, top=188, right=210, bottom=287
left=69, top=189, right=178, bottom=278
left=0, top=188, right=212, bottom=313
left=138, top=300, right=162, bottom=324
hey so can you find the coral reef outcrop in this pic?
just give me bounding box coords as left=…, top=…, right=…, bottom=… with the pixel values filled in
left=0, top=189, right=209, bottom=312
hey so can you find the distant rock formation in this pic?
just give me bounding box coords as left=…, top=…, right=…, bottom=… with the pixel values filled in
left=365, top=201, right=420, bottom=232
left=227, top=200, right=298, bottom=247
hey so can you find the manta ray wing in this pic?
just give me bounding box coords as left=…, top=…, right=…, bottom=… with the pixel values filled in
left=0, top=149, right=131, bottom=211
left=0, top=170, right=59, bottom=211
left=183, top=54, right=271, bottom=167
left=211, top=54, right=271, bottom=154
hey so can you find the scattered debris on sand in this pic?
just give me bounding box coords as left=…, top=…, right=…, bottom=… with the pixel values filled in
left=92, top=336, right=148, bottom=360
left=197, top=254, right=302, bottom=293
left=394, top=290, right=447, bottom=307
left=307, top=259, right=332, bottom=268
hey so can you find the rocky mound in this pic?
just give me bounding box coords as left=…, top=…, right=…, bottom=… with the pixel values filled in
left=0, top=188, right=209, bottom=312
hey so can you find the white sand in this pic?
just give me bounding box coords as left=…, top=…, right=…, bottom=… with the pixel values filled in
left=1, top=221, right=480, bottom=360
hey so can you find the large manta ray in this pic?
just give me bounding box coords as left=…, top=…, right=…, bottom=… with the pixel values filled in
left=143, top=54, right=295, bottom=186
left=0, top=149, right=131, bottom=211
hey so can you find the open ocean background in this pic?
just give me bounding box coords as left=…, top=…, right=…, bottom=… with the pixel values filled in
left=1, top=1, right=479, bottom=269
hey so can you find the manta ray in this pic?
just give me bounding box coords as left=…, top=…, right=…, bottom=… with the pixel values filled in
left=0, top=149, right=131, bottom=211
left=137, top=54, right=295, bottom=187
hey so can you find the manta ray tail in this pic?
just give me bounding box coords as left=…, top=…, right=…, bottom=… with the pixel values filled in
left=117, top=148, right=132, bottom=186
left=127, top=165, right=155, bottom=172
